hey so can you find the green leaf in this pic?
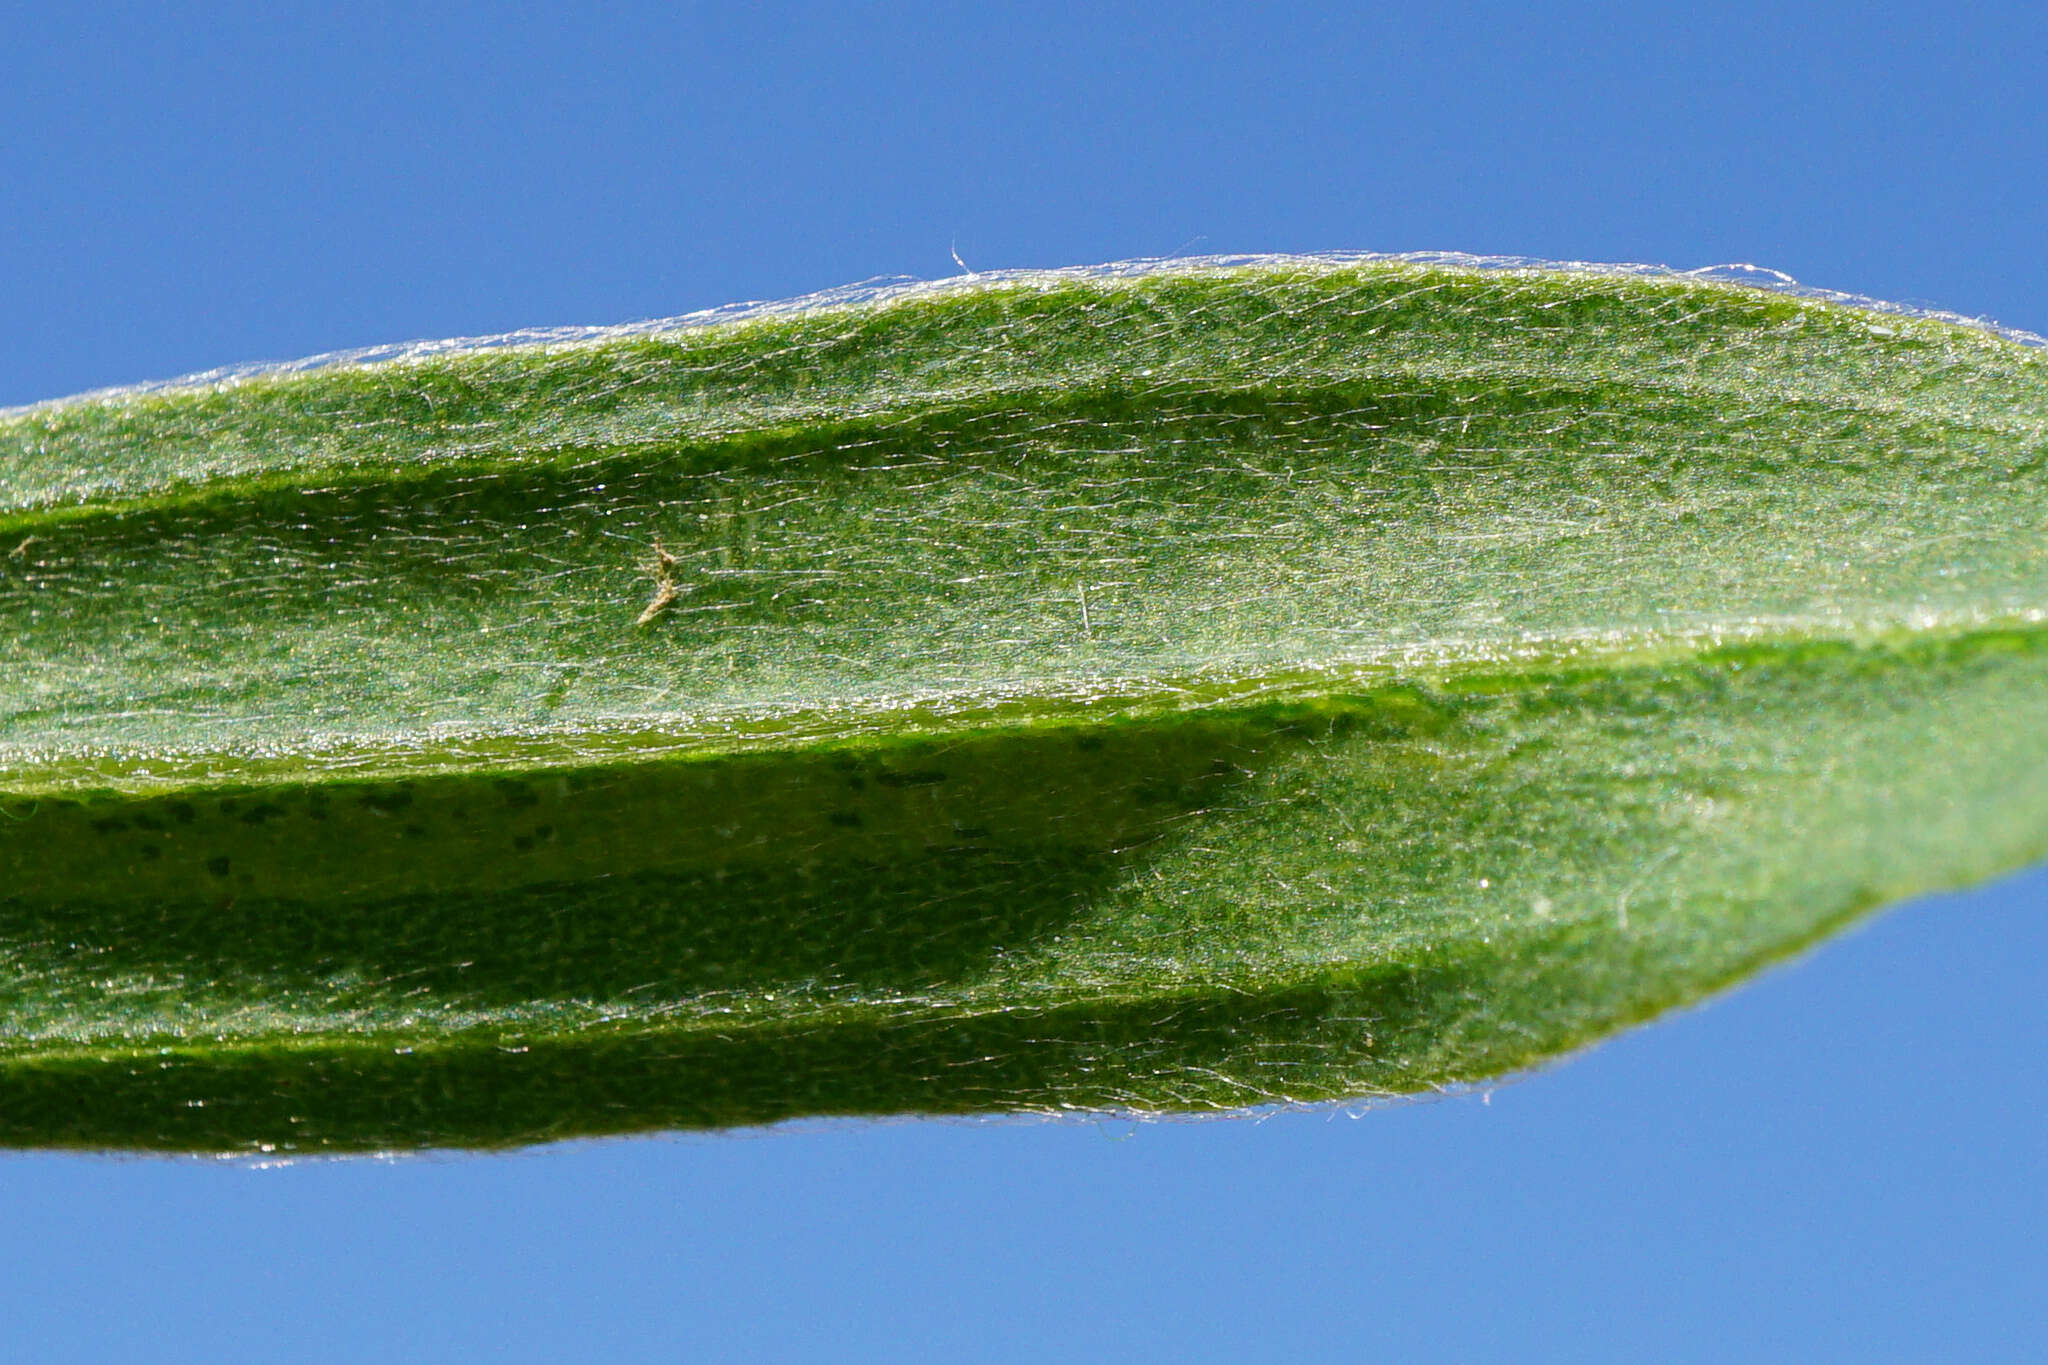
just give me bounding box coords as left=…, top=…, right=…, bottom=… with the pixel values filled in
left=4, top=257, right=2046, bottom=1153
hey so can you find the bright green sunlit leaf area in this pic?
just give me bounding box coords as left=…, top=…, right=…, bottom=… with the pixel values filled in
left=4, top=256, right=2046, bottom=1152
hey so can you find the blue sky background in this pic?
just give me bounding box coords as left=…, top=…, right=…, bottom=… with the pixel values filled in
left=4, top=3, right=2044, bottom=1359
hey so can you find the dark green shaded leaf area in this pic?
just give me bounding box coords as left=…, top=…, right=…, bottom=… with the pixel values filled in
left=4, top=259, right=2047, bottom=1152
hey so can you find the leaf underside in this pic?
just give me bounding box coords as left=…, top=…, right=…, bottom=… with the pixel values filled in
left=3, top=259, right=2046, bottom=1152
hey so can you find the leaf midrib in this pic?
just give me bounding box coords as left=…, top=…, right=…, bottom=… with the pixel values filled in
left=2, top=359, right=2032, bottom=530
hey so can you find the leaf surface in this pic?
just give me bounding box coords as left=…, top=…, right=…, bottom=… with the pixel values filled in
left=4, top=258, right=2046, bottom=1151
